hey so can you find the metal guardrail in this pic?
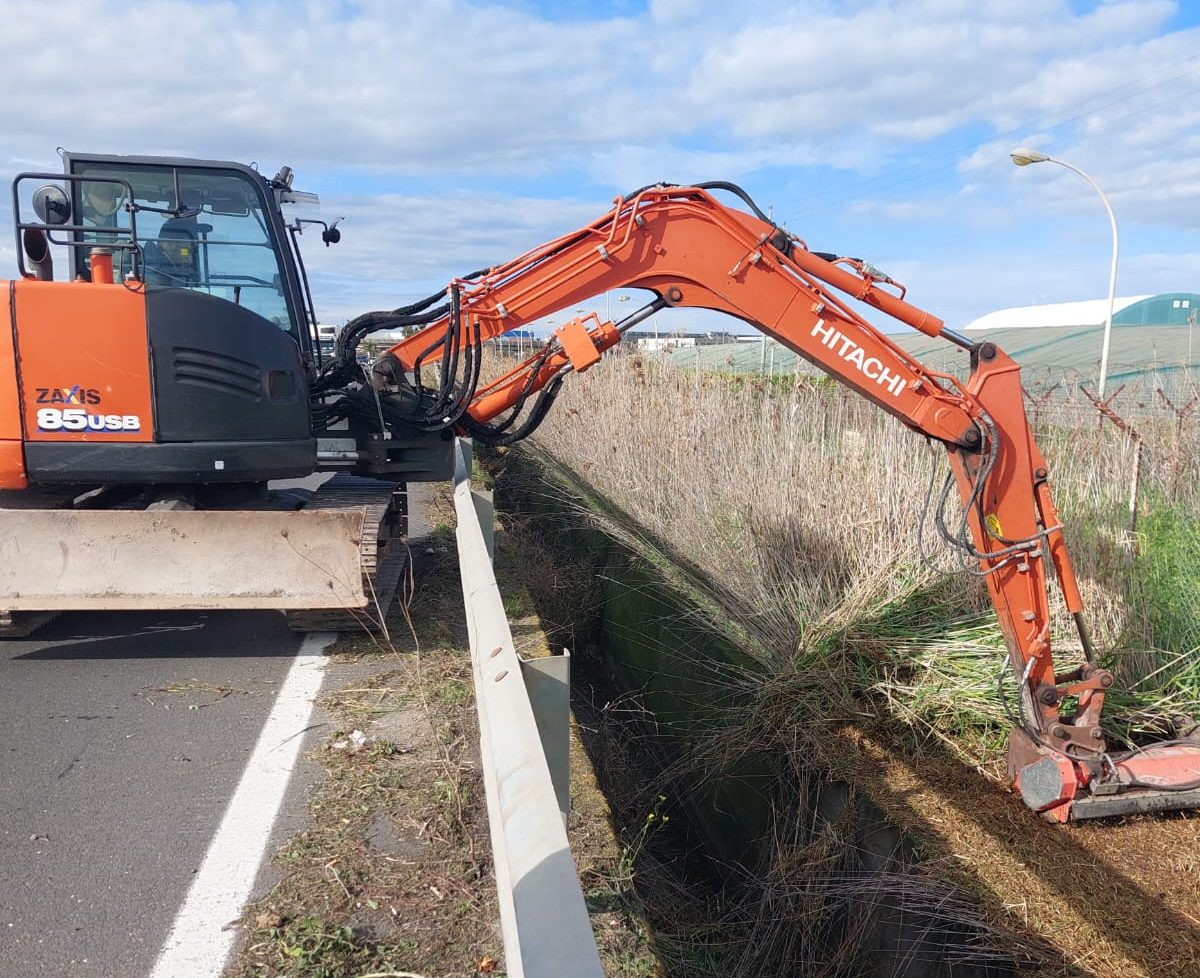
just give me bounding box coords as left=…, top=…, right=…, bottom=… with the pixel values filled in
left=452, top=438, right=605, bottom=978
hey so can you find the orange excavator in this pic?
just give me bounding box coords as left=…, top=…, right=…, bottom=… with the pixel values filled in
left=3, top=153, right=1197, bottom=821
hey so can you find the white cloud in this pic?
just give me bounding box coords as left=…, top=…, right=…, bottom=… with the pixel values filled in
left=1118, top=249, right=1200, bottom=292
left=0, top=0, right=1186, bottom=181
left=2, top=0, right=1198, bottom=334
left=298, top=189, right=614, bottom=321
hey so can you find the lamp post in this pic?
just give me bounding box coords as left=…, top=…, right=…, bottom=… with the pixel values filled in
left=607, top=292, right=629, bottom=322
left=1011, top=147, right=1119, bottom=398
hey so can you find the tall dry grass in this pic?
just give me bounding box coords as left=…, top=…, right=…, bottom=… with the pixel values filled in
left=529, top=353, right=1200, bottom=763
left=507, top=351, right=1200, bottom=976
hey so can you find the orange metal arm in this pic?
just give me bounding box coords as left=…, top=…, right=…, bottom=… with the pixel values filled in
left=375, top=184, right=1100, bottom=771
left=385, top=187, right=973, bottom=444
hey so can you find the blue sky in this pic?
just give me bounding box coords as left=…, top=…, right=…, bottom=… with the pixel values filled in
left=2, top=0, right=1198, bottom=335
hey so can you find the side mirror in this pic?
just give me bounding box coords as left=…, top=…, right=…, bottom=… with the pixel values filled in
left=322, top=218, right=343, bottom=247
left=291, top=216, right=343, bottom=246
left=32, top=184, right=72, bottom=226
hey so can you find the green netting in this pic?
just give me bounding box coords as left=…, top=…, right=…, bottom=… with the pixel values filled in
left=668, top=322, right=1200, bottom=404
left=1113, top=293, right=1200, bottom=327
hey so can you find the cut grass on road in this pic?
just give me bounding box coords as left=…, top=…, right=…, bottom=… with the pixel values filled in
left=228, top=485, right=659, bottom=978
left=228, top=536, right=500, bottom=978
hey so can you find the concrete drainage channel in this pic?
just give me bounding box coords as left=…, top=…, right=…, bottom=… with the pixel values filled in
left=485, top=446, right=1022, bottom=978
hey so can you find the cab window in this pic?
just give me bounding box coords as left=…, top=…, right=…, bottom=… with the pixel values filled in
left=72, top=163, right=299, bottom=336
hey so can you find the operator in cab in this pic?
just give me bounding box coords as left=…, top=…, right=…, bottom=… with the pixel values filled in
left=144, top=216, right=201, bottom=287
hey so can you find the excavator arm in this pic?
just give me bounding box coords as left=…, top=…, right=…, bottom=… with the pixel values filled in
left=322, top=183, right=1200, bottom=821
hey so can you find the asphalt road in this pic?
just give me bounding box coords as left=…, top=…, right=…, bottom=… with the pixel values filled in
left=0, top=608, right=325, bottom=977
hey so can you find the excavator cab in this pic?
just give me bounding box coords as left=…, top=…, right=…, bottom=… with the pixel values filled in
left=0, top=153, right=448, bottom=633
left=7, top=153, right=453, bottom=490
left=65, top=154, right=310, bottom=340
left=5, top=154, right=318, bottom=490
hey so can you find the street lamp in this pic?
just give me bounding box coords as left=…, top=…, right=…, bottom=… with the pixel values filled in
left=606, top=292, right=630, bottom=321
left=1011, top=146, right=1119, bottom=398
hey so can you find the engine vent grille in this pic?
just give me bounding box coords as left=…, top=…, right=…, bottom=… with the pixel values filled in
left=173, top=347, right=263, bottom=400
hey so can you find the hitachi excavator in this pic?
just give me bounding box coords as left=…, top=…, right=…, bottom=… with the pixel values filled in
left=3, top=152, right=1197, bottom=821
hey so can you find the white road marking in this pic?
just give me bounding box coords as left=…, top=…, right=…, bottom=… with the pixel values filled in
left=148, top=632, right=336, bottom=978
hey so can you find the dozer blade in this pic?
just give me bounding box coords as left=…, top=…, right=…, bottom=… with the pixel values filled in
left=0, top=508, right=369, bottom=611
left=1010, top=727, right=1200, bottom=821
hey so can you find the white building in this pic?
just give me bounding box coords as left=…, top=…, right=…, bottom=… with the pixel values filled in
left=636, top=336, right=696, bottom=353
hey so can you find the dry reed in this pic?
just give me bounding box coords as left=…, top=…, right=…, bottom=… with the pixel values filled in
left=509, top=350, right=1199, bottom=976
left=530, top=353, right=1199, bottom=754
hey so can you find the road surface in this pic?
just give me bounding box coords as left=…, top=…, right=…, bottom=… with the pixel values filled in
left=0, top=608, right=331, bottom=977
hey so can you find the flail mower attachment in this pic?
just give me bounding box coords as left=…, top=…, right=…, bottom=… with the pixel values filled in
left=1009, top=726, right=1200, bottom=822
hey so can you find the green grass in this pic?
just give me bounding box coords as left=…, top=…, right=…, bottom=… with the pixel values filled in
left=819, top=529, right=1200, bottom=757
left=249, top=915, right=417, bottom=978
left=502, top=589, right=531, bottom=618
left=1131, top=501, right=1200, bottom=654
left=429, top=676, right=470, bottom=707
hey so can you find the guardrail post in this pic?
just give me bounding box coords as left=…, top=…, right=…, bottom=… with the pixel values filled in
left=520, top=650, right=571, bottom=826
left=457, top=438, right=496, bottom=561
left=474, top=486, right=495, bottom=562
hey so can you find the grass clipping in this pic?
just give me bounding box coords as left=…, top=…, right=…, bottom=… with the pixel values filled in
left=229, top=535, right=501, bottom=978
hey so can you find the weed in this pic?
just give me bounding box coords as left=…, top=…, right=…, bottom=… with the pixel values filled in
left=502, top=589, right=531, bottom=618
left=429, top=676, right=470, bottom=707
left=613, top=794, right=671, bottom=889
left=246, top=914, right=417, bottom=978
left=530, top=356, right=1200, bottom=758
left=1129, top=500, right=1200, bottom=654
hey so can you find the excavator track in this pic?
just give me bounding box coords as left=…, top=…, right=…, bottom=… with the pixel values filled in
left=285, top=474, right=409, bottom=634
